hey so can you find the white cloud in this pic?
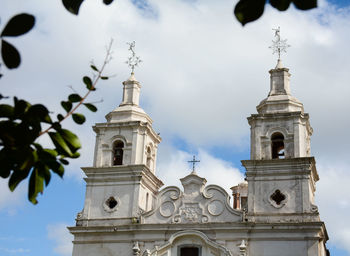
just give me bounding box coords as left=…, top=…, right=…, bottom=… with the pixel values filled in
left=316, top=163, right=350, bottom=252
left=0, top=247, right=30, bottom=254
left=2, top=0, right=350, bottom=165
left=0, top=178, right=25, bottom=215
left=47, top=223, right=73, bottom=256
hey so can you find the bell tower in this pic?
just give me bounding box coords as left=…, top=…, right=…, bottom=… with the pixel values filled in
left=249, top=59, right=312, bottom=160
left=74, top=42, right=163, bottom=232
left=93, top=72, right=161, bottom=172
left=242, top=29, right=321, bottom=224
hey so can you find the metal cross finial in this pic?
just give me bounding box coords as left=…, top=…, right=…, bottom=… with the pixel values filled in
left=125, top=41, right=142, bottom=74
left=269, top=27, right=290, bottom=60
left=188, top=155, right=200, bottom=173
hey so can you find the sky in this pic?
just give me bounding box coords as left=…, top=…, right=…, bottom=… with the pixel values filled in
left=1, top=0, right=350, bottom=255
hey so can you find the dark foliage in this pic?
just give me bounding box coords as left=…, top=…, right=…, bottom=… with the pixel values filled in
left=234, top=0, right=317, bottom=25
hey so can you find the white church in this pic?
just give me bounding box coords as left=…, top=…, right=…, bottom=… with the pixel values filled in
left=68, top=34, right=330, bottom=256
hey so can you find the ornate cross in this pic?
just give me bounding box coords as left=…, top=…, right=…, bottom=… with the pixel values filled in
left=188, top=155, right=200, bottom=173
left=125, top=41, right=142, bottom=74
left=269, top=27, right=290, bottom=60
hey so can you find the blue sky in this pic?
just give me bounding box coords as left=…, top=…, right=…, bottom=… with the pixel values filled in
left=1, top=0, right=350, bottom=255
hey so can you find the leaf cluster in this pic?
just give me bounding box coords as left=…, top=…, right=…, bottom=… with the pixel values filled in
left=0, top=14, right=35, bottom=77
left=0, top=97, right=79, bottom=204
left=62, top=0, right=115, bottom=15
left=0, top=63, right=108, bottom=204
left=234, top=0, right=317, bottom=25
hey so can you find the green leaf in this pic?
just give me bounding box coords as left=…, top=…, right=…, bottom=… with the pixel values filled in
left=0, top=104, right=14, bottom=118
left=100, top=76, right=108, bottom=80
left=1, top=13, right=35, bottom=37
left=62, top=0, right=85, bottom=15
left=72, top=113, right=85, bottom=124
left=61, top=101, right=72, bottom=113
left=71, top=152, right=80, bottom=158
left=0, top=94, right=9, bottom=100
left=50, top=163, right=65, bottom=177
left=8, top=168, right=31, bottom=192
left=0, top=149, right=13, bottom=178
left=28, top=168, right=44, bottom=204
left=60, top=129, right=81, bottom=152
left=234, top=0, right=266, bottom=26
left=68, top=93, right=82, bottom=103
left=18, top=149, right=35, bottom=171
left=103, top=0, right=114, bottom=5
left=59, top=158, right=69, bottom=165
left=57, top=114, right=64, bottom=121
left=49, top=132, right=73, bottom=156
left=38, top=165, right=51, bottom=186
left=83, top=103, right=97, bottom=112
left=90, top=65, right=98, bottom=71
left=83, top=76, right=95, bottom=90
left=13, top=98, right=30, bottom=118
left=26, top=104, right=52, bottom=123
left=37, top=149, right=64, bottom=178
left=270, top=0, right=292, bottom=11
left=1, top=39, right=21, bottom=69
left=52, top=122, right=62, bottom=131
left=292, top=0, right=317, bottom=10
left=83, top=76, right=92, bottom=86
left=43, top=148, right=58, bottom=158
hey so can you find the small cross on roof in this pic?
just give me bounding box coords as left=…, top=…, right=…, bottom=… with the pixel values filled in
left=188, top=155, right=200, bottom=174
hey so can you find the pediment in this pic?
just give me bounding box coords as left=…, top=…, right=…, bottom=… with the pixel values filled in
left=142, top=173, right=243, bottom=224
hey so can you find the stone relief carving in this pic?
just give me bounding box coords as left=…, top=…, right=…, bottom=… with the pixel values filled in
left=133, top=241, right=141, bottom=256
left=208, top=200, right=225, bottom=216
left=159, top=201, right=176, bottom=218
left=310, top=203, right=319, bottom=213
left=238, top=240, right=247, bottom=256
left=76, top=210, right=84, bottom=220
left=142, top=250, right=151, bottom=256
left=142, top=173, right=242, bottom=224
left=173, top=203, right=209, bottom=224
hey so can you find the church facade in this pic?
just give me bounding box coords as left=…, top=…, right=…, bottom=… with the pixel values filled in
left=68, top=56, right=329, bottom=255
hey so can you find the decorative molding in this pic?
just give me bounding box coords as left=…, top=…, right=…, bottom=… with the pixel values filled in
left=208, top=200, right=224, bottom=216
left=159, top=201, right=176, bottom=218
left=142, top=173, right=242, bottom=224
left=144, top=230, right=233, bottom=256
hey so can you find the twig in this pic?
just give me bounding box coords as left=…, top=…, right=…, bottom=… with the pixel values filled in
left=39, top=39, right=113, bottom=137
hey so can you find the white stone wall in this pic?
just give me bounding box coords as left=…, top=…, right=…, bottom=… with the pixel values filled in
left=249, top=113, right=312, bottom=160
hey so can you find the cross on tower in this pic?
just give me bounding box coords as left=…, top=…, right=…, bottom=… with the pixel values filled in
left=188, top=155, right=200, bottom=174
left=125, top=41, right=142, bottom=74
left=269, top=27, right=290, bottom=60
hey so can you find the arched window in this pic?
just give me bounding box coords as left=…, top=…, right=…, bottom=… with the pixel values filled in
left=146, top=146, right=152, bottom=168
left=271, top=132, right=285, bottom=159
left=113, top=141, right=124, bottom=165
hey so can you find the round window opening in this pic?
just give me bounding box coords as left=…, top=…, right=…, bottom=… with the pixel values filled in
left=106, top=197, right=118, bottom=209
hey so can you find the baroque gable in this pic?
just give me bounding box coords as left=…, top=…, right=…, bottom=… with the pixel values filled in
left=142, top=173, right=243, bottom=224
